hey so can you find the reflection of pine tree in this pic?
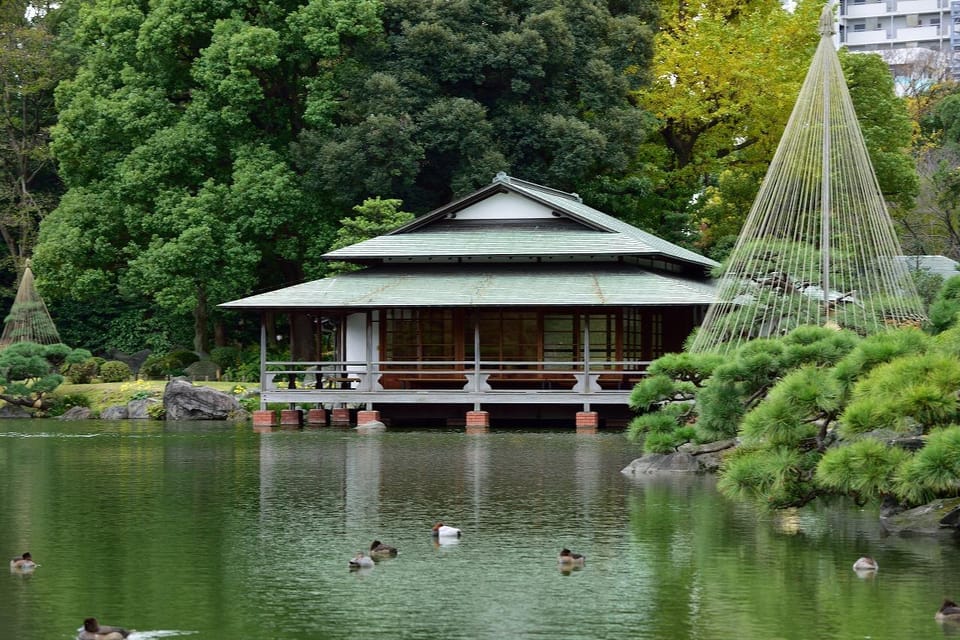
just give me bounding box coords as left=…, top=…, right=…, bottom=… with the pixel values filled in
left=0, top=265, right=61, bottom=347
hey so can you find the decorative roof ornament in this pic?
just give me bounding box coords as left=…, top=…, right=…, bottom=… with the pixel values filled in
left=0, top=260, right=61, bottom=347
left=689, top=4, right=925, bottom=354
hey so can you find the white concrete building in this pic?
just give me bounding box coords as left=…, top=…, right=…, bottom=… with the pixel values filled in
left=837, top=0, right=959, bottom=79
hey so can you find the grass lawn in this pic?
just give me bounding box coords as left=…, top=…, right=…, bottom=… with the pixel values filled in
left=54, top=380, right=247, bottom=414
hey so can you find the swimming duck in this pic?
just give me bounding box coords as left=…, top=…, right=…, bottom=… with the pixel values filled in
left=558, top=549, right=585, bottom=566
left=432, top=522, right=462, bottom=538
left=852, top=556, right=878, bottom=572
left=77, top=617, right=131, bottom=640
left=348, top=552, right=375, bottom=570
left=369, top=540, right=398, bottom=558
left=937, top=599, right=960, bottom=622
left=10, top=552, right=35, bottom=571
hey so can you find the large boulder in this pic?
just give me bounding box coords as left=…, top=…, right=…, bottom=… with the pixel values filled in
left=163, top=377, right=240, bottom=420
left=100, top=405, right=129, bottom=420
left=58, top=406, right=92, bottom=420
left=880, top=497, right=960, bottom=537
left=621, top=439, right=738, bottom=476
left=127, top=397, right=159, bottom=419
left=0, top=404, right=32, bottom=418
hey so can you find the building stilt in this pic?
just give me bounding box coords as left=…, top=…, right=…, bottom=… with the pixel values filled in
left=466, top=410, right=490, bottom=433
left=331, top=407, right=351, bottom=426
left=306, top=408, right=328, bottom=427
left=575, top=411, right=599, bottom=434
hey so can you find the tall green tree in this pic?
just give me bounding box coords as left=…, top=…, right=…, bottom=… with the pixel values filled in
left=33, top=0, right=383, bottom=353
left=295, top=0, right=660, bottom=215
left=0, top=2, right=72, bottom=306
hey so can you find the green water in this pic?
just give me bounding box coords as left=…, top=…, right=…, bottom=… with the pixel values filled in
left=2, top=421, right=959, bottom=640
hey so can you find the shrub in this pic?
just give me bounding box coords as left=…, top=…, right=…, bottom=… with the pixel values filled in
left=46, top=393, right=91, bottom=417
left=140, top=354, right=166, bottom=380
left=210, top=346, right=242, bottom=370
left=65, top=358, right=98, bottom=384
left=163, top=348, right=199, bottom=377
left=147, top=402, right=166, bottom=420
left=99, top=360, right=132, bottom=383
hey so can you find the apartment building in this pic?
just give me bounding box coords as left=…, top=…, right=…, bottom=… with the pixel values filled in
left=837, top=0, right=959, bottom=80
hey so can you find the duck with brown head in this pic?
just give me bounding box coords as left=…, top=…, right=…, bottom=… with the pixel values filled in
left=9, top=551, right=35, bottom=571
left=77, top=617, right=131, bottom=640
left=937, top=600, right=960, bottom=623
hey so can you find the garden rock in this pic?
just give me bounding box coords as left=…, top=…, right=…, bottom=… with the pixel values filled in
left=621, top=439, right=738, bottom=476
left=58, top=406, right=92, bottom=420
left=127, top=397, right=158, bottom=419
left=0, top=404, right=31, bottom=418
left=100, top=405, right=129, bottom=420
left=880, top=497, right=960, bottom=537
left=163, top=377, right=239, bottom=420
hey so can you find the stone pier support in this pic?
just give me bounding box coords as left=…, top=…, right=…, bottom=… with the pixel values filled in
left=306, top=408, right=328, bottom=427
left=331, top=407, right=351, bottom=426
left=466, top=410, right=489, bottom=433
left=356, top=410, right=381, bottom=426
left=575, top=411, right=599, bottom=434
left=280, top=408, right=303, bottom=429
left=252, top=410, right=277, bottom=432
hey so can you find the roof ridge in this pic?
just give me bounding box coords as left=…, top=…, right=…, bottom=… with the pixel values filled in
left=493, top=172, right=582, bottom=203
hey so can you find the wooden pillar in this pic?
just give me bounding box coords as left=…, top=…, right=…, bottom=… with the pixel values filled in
left=575, top=411, right=599, bottom=434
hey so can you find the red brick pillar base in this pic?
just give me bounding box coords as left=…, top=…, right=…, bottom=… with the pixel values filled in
left=575, top=411, right=599, bottom=434
left=331, top=407, right=351, bottom=426
left=280, top=409, right=303, bottom=429
left=306, top=408, right=327, bottom=427
left=466, top=410, right=490, bottom=433
left=357, top=410, right=381, bottom=426
left=252, top=410, right=277, bottom=432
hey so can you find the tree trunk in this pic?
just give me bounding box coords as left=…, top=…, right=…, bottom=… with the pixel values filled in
left=194, top=286, right=209, bottom=356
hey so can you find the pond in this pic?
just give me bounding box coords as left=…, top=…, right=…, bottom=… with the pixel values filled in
left=2, top=420, right=960, bottom=640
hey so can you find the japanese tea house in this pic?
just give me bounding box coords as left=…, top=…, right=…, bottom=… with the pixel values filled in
left=220, top=173, right=718, bottom=428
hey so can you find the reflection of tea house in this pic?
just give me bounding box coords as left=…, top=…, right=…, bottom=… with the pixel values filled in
left=221, top=174, right=717, bottom=428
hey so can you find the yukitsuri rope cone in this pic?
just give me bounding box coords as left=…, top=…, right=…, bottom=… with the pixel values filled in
left=0, top=260, right=61, bottom=347
left=689, top=5, right=925, bottom=355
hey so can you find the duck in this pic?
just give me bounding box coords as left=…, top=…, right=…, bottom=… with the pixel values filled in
left=369, top=540, right=398, bottom=558
left=432, top=522, right=462, bottom=538
left=936, top=599, right=960, bottom=622
left=348, top=552, right=375, bottom=570
left=558, top=548, right=585, bottom=566
left=10, top=552, right=35, bottom=571
left=852, top=556, right=878, bottom=572
left=77, top=617, right=131, bottom=640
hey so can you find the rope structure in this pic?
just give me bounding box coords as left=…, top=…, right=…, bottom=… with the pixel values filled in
left=0, top=264, right=61, bottom=347
left=689, top=6, right=925, bottom=354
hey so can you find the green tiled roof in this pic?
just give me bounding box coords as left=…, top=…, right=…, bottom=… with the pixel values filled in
left=220, top=264, right=717, bottom=310
left=325, top=175, right=718, bottom=271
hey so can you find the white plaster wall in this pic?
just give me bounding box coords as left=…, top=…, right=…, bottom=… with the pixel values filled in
left=345, top=312, right=367, bottom=388
left=454, top=191, right=555, bottom=219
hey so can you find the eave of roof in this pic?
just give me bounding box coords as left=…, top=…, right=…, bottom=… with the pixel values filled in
left=220, top=264, right=717, bottom=310
left=324, top=174, right=718, bottom=271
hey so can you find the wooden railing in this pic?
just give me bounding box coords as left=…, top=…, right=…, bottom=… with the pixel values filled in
left=261, top=360, right=650, bottom=394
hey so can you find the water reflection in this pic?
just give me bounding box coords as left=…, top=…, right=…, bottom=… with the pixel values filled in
left=3, top=423, right=960, bottom=640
